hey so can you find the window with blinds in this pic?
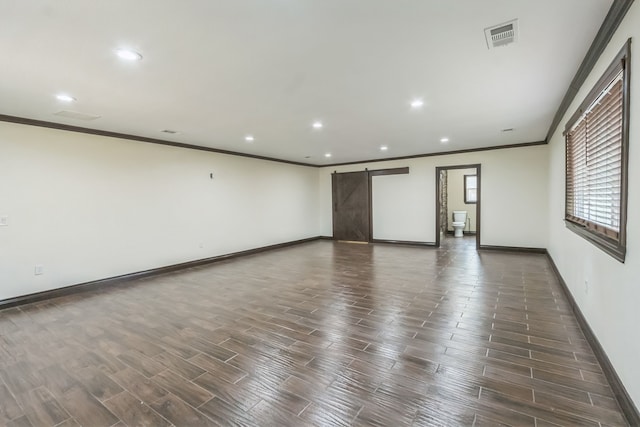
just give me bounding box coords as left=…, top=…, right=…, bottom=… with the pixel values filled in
left=564, top=39, right=630, bottom=262
left=464, top=175, right=477, bottom=204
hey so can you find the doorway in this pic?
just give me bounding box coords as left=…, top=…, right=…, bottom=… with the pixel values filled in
left=332, top=167, right=410, bottom=242
left=435, top=164, right=481, bottom=249
left=332, top=171, right=370, bottom=242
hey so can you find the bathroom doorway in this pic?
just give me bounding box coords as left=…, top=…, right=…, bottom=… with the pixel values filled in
left=435, top=164, right=481, bottom=249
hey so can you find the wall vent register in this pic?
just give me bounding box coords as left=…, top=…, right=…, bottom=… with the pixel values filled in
left=484, top=19, right=518, bottom=49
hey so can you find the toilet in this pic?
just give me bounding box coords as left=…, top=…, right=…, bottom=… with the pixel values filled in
left=452, top=211, right=467, bottom=237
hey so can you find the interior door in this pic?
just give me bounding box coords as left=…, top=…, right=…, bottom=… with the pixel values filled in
left=332, top=171, right=370, bottom=242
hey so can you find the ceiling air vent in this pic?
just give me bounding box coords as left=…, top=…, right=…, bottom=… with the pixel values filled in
left=484, top=19, right=518, bottom=49
left=53, top=110, right=101, bottom=121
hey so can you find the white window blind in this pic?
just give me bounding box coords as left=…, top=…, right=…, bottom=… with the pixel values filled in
left=464, top=175, right=477, bottom=203
left=566, top=71, right=623, bottom=240
left=564, top=39, right=630, bottom=263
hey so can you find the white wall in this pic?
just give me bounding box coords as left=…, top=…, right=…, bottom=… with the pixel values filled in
left=371, top=171, right=431, bottom=242
left=547, top=2, right=640, bottom=409
left=0, top=121, right=320, bottom=300
left=319, top=144, right=549, bottom=247
left=447, top=168, right=477, bottom=232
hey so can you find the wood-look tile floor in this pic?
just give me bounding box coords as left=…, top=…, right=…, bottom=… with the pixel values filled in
left=0, top=238, right=629, bottom=426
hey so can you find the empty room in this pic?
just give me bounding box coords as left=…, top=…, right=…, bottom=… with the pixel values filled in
left=1, top=0, right=639, bottom=426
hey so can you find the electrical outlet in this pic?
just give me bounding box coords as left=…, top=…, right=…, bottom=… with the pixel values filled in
left=0, top=215, right=7, bottom=226
left=34, top=265, right=44, bottom=275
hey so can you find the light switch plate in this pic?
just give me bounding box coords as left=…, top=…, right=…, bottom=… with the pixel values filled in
left=0, top=216, right=7, bottom=226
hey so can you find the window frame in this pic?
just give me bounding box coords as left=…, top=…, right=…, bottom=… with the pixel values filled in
left=464, top=174, right=478, bottom=204
left=564, top=39, right=631, bottom=263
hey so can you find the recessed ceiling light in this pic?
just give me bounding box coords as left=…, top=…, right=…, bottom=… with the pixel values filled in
left=440, top=137, right=450, bottom=143
left=56, top=94, right=76, bottom=102
left=116, top=48, right=143, bottom=61
left=410, top=99, right=424, bottom=109
left=324, top=153, right=332, bottom=158
left=312, top=121, right=323, bottom=129
left=380, top=146, right=388, bottom=151
left=245, top=135, right=255, bottom=142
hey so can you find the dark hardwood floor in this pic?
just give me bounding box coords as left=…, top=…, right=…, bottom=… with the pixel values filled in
left=0, top=238, right=628, bottom=426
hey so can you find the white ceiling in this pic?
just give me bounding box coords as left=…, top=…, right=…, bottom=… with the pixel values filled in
left=0, top=0, right=613, bottom=165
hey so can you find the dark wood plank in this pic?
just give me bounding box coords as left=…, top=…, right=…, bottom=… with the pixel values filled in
left=5, top=415, right=34, bottom=427
left=0, top=362, right=44, bottom=396
left=70, top=367, right=124, bottom=401
left=0, top=239, right=630, bottom=426
left=110, top=367, right=169, bottom=404
left=59, top=386, right=119, bottom=427
left=153, top=351, right=206, bottom=380
left=0, top=382, right=23, bottom=423
left=117, top=350, right=166, bottom=378
left=104, top=391, right=171, bottom=427
left=17, top=387, right=70, bottom=426
left=151, top=369, right=213, bottom=407
left=189, top=353, right=248, bottom=384
left=249, top=399, right=312, bottom=426
left=149, top=393, right=217, bottom=426
left=198, top=396, right=260, bottom=426
left=193, top=372, right=263, bottom=412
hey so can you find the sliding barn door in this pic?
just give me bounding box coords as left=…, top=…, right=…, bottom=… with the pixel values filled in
left=332, top=171, right=370, bottom=242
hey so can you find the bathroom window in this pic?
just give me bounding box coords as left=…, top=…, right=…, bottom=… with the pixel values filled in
left=464, top=175, right=477, bottom=204
left=565, top=39, right=630, bottom=263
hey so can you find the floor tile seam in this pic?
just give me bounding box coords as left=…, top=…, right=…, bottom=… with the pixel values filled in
left=16, top=385, right=74, bottom=426
left=186, top=349, right=239, bottom=370
left=489, top=366, right=615, bottom=403
left=345, top=357, right=392, bottom=381
left=484, top=366, right=595, bottom=401
left=153, top=391, right=221, bottom=425
left=150, top=368, right=216, bottom=403
left=106, top=366, right=174, bottom=413
left=483, top=351, right=604, bottom=381
left=0, top=373, right=28, bottom=418
left=416, top=387, right=537, bottom=426
left=103, top=389, right=174, bottom=427
left=533, top=387, right=627, bottom=419
left=487, top=340, right=601, bottom=366
left=531, top=392, right=628, bottom=425
left=530, top=366, right=614, bottom=390
left=310, top=392, right=366, bottom=424
left=57, top=384, right=121, bottom=427
left=189, top=370, right=236, bottom=400
left=477, top=386, right=607, bottom=426
left=245, top=397, right=311, bottom=425
left=490, top=330, right=574, bottom=348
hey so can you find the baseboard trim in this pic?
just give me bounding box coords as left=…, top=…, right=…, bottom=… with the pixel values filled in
left=546, top=252, right=640, bottom=426
left=371, top=239, right=436, bottom=247
left=479, top=245, right=547, bottom=254
left=0, top=236, right=323, bottom=310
